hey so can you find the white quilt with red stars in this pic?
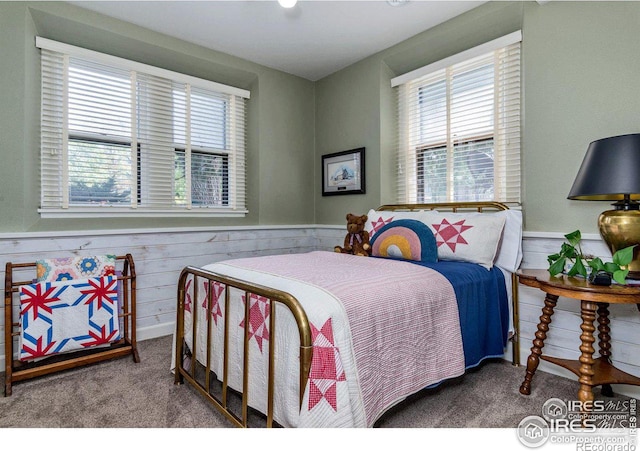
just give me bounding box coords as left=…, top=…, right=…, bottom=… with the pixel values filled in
left=177, top=251, right=465, bottom=427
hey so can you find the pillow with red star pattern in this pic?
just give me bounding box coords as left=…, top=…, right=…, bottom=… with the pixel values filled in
left=421, top=211, right=506, bottom=269
left=365, top=209, right=428, bottom=240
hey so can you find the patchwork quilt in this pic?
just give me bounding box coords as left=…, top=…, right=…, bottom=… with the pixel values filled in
left=19, top=276, right=120, bottom=361
left=175, top=251, right=465, bottom=427
left=36, top=255, right=116, bottom=282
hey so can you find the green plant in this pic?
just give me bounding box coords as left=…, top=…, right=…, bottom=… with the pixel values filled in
left=547, top=230, right=636, bottom=285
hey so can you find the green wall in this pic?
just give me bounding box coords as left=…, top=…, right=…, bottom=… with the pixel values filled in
left=314, top=57, right=383, bottom=223
left=0, top=1, right=315, bottom=232
left=315, top=1, right=640, bottom=235
left=314, top=1, right=523, bottom=224
left=3, top=1, right=639, bottom=234
left=521, top=1, right=640, bottom=234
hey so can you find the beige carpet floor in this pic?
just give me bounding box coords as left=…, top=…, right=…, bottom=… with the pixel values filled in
left=0, top=335, right=636, bottom=429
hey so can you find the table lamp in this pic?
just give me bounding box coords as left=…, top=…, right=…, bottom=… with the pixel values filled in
left=567, top=133, right=640, bottom=279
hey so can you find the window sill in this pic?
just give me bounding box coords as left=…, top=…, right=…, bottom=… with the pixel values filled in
left=38, top=208, right=248, bottom=219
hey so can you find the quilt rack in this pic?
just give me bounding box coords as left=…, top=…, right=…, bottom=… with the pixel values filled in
left=3, top=254, right=140, bottom=396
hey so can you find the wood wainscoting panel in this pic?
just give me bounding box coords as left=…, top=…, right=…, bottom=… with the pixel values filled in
left=0, top=226, right=318, bottom=368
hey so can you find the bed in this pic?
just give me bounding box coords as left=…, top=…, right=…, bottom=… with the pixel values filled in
left=172, top=202, right=523, bottom=427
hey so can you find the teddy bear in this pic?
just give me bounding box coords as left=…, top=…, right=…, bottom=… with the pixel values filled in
left=334, top=213, right=371, bottom=257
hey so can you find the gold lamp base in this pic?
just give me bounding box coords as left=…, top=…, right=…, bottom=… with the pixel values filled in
left=598, top=210, right=640, bottom=279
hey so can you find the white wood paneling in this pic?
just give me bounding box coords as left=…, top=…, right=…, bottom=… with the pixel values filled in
left=2, top=225, right=639, bottom=400
left=0, top=225, right=319, bottom=368
left=315, top=225, right=345, bottom=251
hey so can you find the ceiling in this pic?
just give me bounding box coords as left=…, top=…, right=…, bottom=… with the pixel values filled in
left=69, top=0, right=485, bottom=81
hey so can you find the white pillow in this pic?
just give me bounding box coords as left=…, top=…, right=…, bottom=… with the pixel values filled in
left=365, top=209, right=429, bottom=239
left=365, top=208, right=523, bottom=271
left=493, top=209, right=523, bottom=273
left=432, top=209, right=522, bottom=272
left=421, top=211, right=507, bottom=269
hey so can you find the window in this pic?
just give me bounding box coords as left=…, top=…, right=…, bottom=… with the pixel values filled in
left=38, top=37, right=249, bottom=217
left=392, top=32, right=521, bottom=204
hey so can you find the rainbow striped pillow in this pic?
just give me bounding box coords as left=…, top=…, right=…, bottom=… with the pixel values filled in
left=370, top=219, right=438, bottom=263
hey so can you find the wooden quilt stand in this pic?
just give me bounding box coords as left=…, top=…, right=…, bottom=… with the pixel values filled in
left=3, top=254, right=140, bottom=396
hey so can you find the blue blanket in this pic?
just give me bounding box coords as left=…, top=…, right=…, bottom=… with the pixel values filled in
left=415, top=260, right=510, bottom=369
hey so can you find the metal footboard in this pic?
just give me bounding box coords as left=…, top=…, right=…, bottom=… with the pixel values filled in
left=174, top=266, right=313, bottom=428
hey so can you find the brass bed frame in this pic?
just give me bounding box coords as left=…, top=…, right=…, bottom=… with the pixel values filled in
left=173, top=202, right=521, bottom=427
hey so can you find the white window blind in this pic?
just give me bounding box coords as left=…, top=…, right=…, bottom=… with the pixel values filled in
left=38, top=37, right=248, bottom=218
left=393, top=32, right=521, bottom=204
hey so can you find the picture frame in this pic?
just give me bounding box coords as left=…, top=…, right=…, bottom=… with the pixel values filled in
left=321, top=147, right=366, bottom=196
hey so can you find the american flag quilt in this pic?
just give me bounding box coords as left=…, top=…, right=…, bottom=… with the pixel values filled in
left=19, top=276, right=120, bottom=361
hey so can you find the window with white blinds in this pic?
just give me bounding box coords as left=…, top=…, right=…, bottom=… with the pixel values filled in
left=392, top=32, right=521, bottom=204
left=37, top=37, right=249, bottom=218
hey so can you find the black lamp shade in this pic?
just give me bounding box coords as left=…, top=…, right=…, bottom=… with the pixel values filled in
left=567, top=133, right=640, bottom=202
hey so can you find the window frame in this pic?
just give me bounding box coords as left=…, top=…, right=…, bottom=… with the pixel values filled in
left=174, top=147, right=230, bottom=207
left=416, top=135, right=496, bottom=203
left=67, top=134, right=141, bottom=206
left=392, top=31, right=522, bottom=206
left=37, top=37, right=249, bottom=219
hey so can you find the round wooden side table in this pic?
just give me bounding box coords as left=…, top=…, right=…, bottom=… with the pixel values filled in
left=517, top=269, right=640, bottom=406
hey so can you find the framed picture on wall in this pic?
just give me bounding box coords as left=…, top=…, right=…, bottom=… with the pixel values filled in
left=321, top=147, right=366, bottom=196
